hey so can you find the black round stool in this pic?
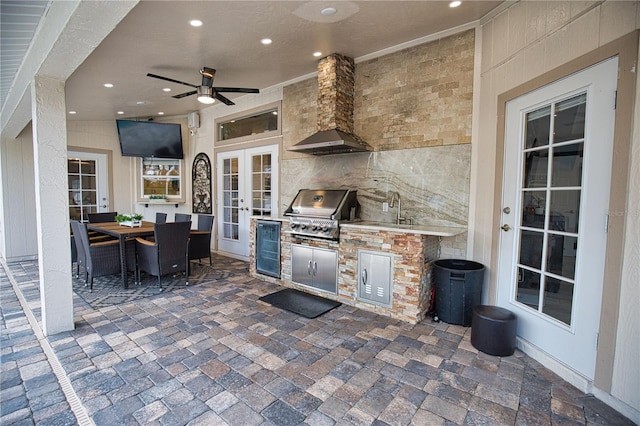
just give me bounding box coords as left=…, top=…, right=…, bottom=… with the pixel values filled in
left=471, top=305, right=517, bottom=356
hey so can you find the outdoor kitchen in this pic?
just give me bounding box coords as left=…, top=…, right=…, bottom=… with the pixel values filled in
left=249, top=30, right=473, bottom=324
left=250, top=182, right=467, bottom=323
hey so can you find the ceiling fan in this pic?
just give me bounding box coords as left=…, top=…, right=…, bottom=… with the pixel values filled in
left=147, top=67, right=259, bottom=105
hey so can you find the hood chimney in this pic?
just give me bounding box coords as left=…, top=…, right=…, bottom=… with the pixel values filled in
left=289, top=53, right=370, bottom=155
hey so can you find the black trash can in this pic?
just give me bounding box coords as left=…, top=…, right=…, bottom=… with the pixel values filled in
left=434, top=259, right=485, bottom=326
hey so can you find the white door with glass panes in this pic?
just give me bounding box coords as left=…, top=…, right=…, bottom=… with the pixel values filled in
left=67, top=151, right=109, bottom=222
left=217, top=145, right=279, bottom=259
left=497, top=58, right=617, bottom=379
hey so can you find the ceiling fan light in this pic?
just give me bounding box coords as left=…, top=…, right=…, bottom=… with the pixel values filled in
left=197, top=86, right=215, bottom=104
left=198, top=95, right=215, bottom=104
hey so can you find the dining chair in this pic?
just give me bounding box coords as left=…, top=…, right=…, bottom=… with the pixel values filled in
left=86, top=211, right=119, bottom=242
left=70, top=226, right=78, bottom=273
left=155, top=212, right=167, bottom=223
left=87, top=211, right=118, bottom=223
left=189, top=215, right=214, bottom=265
left=71, top=220, right=121, bottom=292
left=175, top=213, right=192, bottom=222
left=135, top=221, right=191, bottom=289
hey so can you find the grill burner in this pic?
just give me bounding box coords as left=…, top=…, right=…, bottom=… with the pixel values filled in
left=285, top=189, right=358, bottom=240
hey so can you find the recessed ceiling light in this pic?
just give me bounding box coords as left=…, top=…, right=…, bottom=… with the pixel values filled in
left=449, top=1, right=462, bottom=8
left=313, top=51, right=322, bottom=57
left=136, top=101, right=146, bottom=105
left=117, top=111, right=124, bottom=115
left=321, top=7, right=337, bottom=16
left=261, top=38, right=272, bottom=45
left=68, top=111, right=76, bottom=114
left=158, top=112, right=164, bottom=115
left=103, top=83, right=114, bottom=88
left=163, top=88, right=171, bottom=92
left=190, top=19, right=203, bottom=27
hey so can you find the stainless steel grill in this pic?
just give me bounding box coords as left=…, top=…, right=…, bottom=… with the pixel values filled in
left=284, top=189, right=359, bottom=240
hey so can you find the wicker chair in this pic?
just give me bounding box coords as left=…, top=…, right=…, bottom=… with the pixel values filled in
left=87, top=212, right=118, bottom=223
left=155, top=212, right=167, bottom=223
left=189, top=215, right=214, bottom=265
left=70, top=232, right=79, bottom=276
left=135, top=221, right=191, bottom=289
left=175, top=213, right=192, bottom=222
left=70, top=220, right=121, bottom=292
left=86, top=211, right=118, bottom=242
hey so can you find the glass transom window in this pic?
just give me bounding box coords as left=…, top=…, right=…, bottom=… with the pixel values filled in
left=218, top=108, right=278, bottom=141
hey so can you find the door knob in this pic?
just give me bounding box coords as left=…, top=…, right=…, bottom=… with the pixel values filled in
left=501, top=224, right=511, bottom=231
left=503, top=207, right=511, bottom=214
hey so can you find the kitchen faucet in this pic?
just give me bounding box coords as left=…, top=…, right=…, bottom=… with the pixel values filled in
left=389, top=191, right=406, bottom=224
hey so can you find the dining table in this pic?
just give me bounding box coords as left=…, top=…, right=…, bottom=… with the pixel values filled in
left=87, top=221, right=156, bottom=288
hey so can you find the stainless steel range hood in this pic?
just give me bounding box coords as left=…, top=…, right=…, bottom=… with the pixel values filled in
left=289, top=53, right=371, bottom=156
left=288, top=129, right=371, bottom=155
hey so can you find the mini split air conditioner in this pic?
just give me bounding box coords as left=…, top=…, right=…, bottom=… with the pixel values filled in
left=188, top=112, right=200, bottom=129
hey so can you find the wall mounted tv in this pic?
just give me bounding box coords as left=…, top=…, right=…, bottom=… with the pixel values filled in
left=116, top=120, right=184, bottom=159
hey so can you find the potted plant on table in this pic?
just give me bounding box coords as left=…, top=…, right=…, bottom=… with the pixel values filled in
left=115, top=213, right=144, bottom=227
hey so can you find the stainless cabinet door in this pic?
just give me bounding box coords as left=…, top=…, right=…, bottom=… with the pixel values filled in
left=291, top=245, right=314, bottom=287
left=358, top=250, right=393, bottom=307
left=312, top=247, right=338, bottom=294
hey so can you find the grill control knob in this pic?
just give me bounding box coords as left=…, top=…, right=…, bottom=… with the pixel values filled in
left=321, top=227, right=329, bottom=232
left=312, top=226, right=318, bottom=231
left=300, top=225, right=307, bottom=230
left=291, top=223, right=298, bottom=229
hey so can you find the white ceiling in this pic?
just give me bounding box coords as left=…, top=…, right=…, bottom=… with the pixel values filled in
left=0, top=0, right=49, bottom=104
left=3, top=1, right=502, bottom=122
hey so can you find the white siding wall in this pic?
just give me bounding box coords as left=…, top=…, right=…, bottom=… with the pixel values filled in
left=472, top=0, right=639, bottom=416
left=612, top=38, right=640, bottom=415
left=0, top=127, right=37, bottom=261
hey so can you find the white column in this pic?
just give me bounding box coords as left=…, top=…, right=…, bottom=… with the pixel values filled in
left=31, top=75, right=74, bottom=335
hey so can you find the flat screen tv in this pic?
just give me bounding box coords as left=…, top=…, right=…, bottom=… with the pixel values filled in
left=116, top=120, right=184, bottom=159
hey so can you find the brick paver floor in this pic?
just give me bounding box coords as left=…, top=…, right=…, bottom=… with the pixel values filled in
left=1, top=254, right=634, bottom=425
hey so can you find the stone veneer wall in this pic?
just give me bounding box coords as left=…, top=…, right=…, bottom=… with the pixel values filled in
left=354, top=29, right=474, bottom=151
left=316, top=54, right=355, bottom=133
left=282, top=29, right=475, bottom=158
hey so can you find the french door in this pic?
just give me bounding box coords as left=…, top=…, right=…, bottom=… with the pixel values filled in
left=216, top=145, right=279, bottom=259
left=497, top=58, right=617, bottom=379
left=67, top=151, right=109, bottom=222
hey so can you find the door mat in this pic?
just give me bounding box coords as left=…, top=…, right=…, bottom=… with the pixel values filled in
left=259, top=288, right=341, bottom=319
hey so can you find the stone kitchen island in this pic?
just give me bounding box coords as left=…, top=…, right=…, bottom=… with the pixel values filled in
left=250, top=217, right=466, bottom=324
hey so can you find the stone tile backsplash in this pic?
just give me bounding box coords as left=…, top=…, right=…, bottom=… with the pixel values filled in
left=280, top=144, right=470, bottom=229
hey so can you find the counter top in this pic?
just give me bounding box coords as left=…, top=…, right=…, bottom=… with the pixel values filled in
left=251, top=216, right=466, bottom=237
left=340, top=221, right=466, bottom=237
left=251, top=216, right=288, bottom=222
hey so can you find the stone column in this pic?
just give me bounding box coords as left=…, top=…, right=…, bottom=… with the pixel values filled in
left=31, top=75, right=74, bottom=335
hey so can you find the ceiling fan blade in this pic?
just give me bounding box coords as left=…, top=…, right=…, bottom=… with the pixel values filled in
left=214, top=92, right=235, bottom=105
left=213, top=87, right=260, bottom=93
left=147, top=73, right=197, bottom=88
left=173, top=90, right=197, bottom=99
